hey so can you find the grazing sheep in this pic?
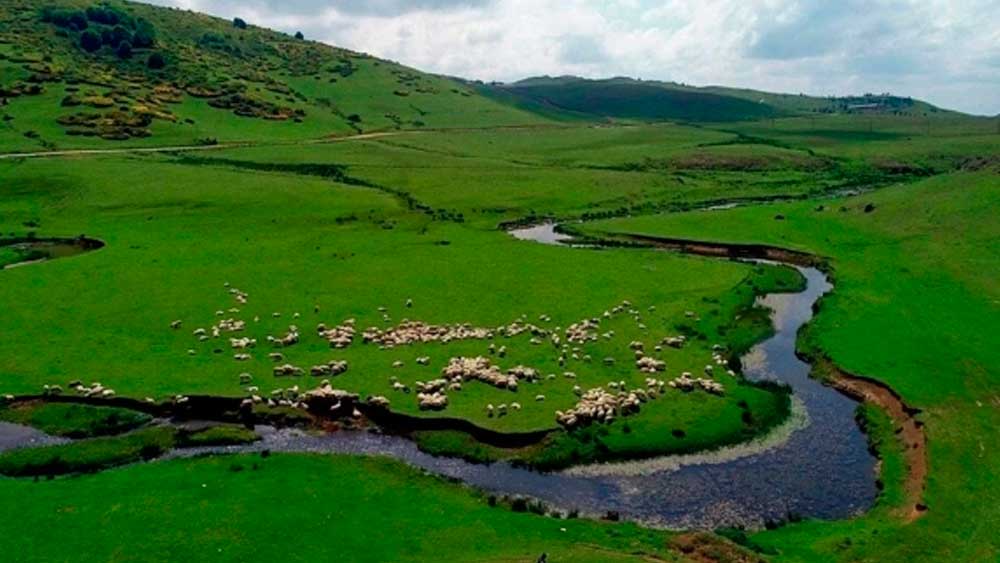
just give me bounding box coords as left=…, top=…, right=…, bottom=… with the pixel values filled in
left=636, top=357, right=666, bottom=373
left=171, top=320, right=182, bottom=329
left=319, top=319, right=356, bottom=349
left=663, top=335, right=687, bottom=348
left=367, top=395, right=391, bottom=409
left=417, top=391, right=448, bottom=411
left=556, top=386, right=642, bottom=429
left=535, top=395, right=546, bottom=402
left=441, top=357, right=533, bottom=391
left=269, top=326, right=300, bottom=348
left=230, top=337, right=257, bottom=350
left=273, top=364, right=305, bottom=377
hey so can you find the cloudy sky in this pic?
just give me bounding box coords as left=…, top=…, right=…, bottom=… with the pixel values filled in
left=144, top=0, right=999, bottom=115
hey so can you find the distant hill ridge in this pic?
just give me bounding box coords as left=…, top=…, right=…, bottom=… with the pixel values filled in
left=479, top=75, right=950, bottom=123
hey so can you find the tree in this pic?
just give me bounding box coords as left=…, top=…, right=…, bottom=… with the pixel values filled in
left=146, top=52, right=166, bottom=70
left=116, top=40, right=133, bottom=59
left=80, top=30, right=102, bottom=53
left=107, top=25, right=132, bottom=48
left=132, top=19, right=156, bottom=48
left=295, top=31, right=304, bottom=40
left=233, top=17, right=247, bottom=29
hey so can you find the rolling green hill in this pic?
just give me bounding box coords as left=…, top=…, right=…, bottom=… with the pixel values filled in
left=481, top=75, right=954, bottom=124
left=482, top=76, right=782, bottom=123
left=0, top=0, right=548, bottom=152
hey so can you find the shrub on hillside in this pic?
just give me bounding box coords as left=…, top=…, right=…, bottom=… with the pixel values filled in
left=116, top=40, right=132, bottom=59
left=80, top=30, right=102, bottom=52
left=85, top=5, right=130, bottom=27
left=106, top=24, right=132, bottom=48
left=146, top=52, right=166, bottom=69
left=41, top=8, right=88, bottom=31
left=233, top=17, right=247, bottom=29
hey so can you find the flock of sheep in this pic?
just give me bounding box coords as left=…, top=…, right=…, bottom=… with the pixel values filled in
left=3, top=281, right=745, bottom=440
left=163, top=288, right=736, bottom=431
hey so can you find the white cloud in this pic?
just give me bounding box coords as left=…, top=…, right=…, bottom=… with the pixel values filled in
left=143, top=0, right=1000, bottom=114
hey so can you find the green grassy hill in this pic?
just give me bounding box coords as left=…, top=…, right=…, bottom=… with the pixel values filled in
left=0, top=0, right=548, bottom=153
left=484, top=76, right=782, bottom=123
left=482, top=75, right=955, bottom=124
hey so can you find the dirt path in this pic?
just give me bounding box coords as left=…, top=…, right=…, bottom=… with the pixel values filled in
left=0, top=131, right=405, bottom=161
left=0, top=123, right=585, bottom=161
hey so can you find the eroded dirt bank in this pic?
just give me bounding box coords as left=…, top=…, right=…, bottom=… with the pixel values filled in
left=821, top=359, right=928, bottom=520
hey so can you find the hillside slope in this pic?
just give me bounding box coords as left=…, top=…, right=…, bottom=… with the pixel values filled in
left=0, top=0, right=548, bottom=153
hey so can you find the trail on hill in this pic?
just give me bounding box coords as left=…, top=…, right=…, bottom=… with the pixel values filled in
left=0, top=124, right=578, bottom=161
left=0, top=132, right=405, bottom=161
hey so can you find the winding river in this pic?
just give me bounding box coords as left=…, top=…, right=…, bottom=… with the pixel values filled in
left=166, top=224, right=879, bottom=530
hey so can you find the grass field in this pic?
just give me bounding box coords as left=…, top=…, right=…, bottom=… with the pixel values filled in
left=0, top=453, right=701, bottom=563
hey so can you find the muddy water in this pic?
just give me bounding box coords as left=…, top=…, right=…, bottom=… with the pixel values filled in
left=167, top=225, right=879, bottom=530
